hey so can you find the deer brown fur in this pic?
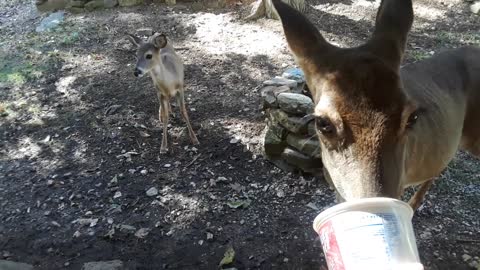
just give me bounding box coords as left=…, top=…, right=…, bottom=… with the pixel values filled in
left=272, top=0, right=480, bottom=210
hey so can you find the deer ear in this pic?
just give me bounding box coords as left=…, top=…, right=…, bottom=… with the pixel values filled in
left=126, top=34, right=142, bottom=48
left=367, top=0, right=413, bottom=69
left=151, top=33, right=167, bottom=49
left=272, top=0, right=335, bottom=64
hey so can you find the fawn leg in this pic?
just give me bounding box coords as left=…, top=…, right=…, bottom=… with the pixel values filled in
left=176, top=90, right=199, bottom=145
left=159, top=96, right=170, bottom=154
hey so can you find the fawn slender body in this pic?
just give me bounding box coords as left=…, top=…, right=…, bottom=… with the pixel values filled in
left=128, top=33, right=199, bottom=153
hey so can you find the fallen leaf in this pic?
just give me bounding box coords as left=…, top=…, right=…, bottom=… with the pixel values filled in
left=104, top=227, right=115, bottom=238
left=230, top=183, right=243, bottom=192
left=105, top=104, right=122, bottom=115
left=139, top=131, right=151, bottom=137
left=119, top=224, right=136, bottom=233
left=116, top=151, right=139, bottom=159
left=135, top=228, right=150, bottom=238
left=219, top=246, right=235, bottom=267
left=306, top=202, right=319, bottom=211
left=227, top=199, right=251, bottom=209
left=72, top=218, right=98, bottom=227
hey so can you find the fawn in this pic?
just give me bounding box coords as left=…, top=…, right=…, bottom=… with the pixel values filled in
left=127, top=32, right=199, bottom=154
left=273, top=0, right=480, bottom=210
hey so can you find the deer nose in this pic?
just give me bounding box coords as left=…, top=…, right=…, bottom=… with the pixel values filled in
left=134, top=68, right=141, bottom=77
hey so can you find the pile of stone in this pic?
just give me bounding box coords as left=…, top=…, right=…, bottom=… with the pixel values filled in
left=37, top=0, right=230, bottom=13
left=35, top=0, right=176, bottom=13
left=261, top=68, right=323, bottom=175
left=64, top=0, right=144, bottom=13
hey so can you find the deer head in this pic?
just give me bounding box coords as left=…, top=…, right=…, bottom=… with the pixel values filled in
left=273, top=0, right=419, bottom=200
left=127, top=33, right=168, bottom=77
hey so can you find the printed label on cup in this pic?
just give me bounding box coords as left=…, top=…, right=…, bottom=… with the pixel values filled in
left=319, top=212, right=402, bottom=270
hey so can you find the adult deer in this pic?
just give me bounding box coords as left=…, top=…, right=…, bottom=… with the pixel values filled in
left=272, top=0, right=480, bottom=210
left=127, top=33, right=199, bottom=154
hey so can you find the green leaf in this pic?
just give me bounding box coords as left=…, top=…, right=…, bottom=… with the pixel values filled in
left=227, top=199, right=251, bottom=209
left=219, top=246, right=235, bottom=267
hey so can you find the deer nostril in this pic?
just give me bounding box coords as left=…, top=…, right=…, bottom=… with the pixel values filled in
left=134, top=69, right=140, bottom=77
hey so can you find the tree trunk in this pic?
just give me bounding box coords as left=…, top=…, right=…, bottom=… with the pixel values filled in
left=245, top=0, right=306, bottom=20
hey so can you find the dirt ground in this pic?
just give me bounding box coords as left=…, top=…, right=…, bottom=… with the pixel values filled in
left=0, top=0, right=479, bottom=269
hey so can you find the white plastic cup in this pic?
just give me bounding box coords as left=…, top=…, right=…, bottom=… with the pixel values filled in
left=313, top=198, right=423, bottom=270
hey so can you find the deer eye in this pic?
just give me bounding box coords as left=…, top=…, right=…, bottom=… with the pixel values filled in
left=406, top=110, right=422, bottom=129
left=316, top=116, right=335, bottom=135
left=145, top=54, right=152, bottom=59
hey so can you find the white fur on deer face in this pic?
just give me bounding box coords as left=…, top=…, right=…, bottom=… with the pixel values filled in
left=134, top=43, right=158, bottom=77
left=127, top=33, right=168, bottom=78
left=315, top=91, right=407, bottom=201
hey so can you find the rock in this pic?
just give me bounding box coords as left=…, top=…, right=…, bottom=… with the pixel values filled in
left=286, top=134, right=321, bottom=158
left=146, top=187, right=158, bottom=197
left=264, top=125, right=286, bottom=156
left=277, top=93, right=314, bottom=115
left=113, top=191, right=122, bottom=199
left=81, top=260, right=124, bottom=270
left=136, top=27, right=153, bottom=37
left=268, top=109, right=308, bottom=134
left=260, top=86, right=278, bottom=108
left=119, top=224, right=136, bottom=233
left=264, top=94, right=277, bottom=108
left=103, top=0, right=118, bottom=8
left=67, top=6, right=84, bottom=13
left=263, top=77, right=297, bottom=89
left=206, top=232, right=214, bottom=241
left=36, top=11, right=64, bottom=32
left=68, top=0, right=86, bottom=7
left=281, top=147, right=322, bottom=173
left=118, top=0, right=143, bottom=6
left=468, top=260, right=479, bottom=269
left=230, top=138, right=240, bottom=144
left=0, top=260, right=34, bottom=270
left=85, top=0, right=105, bottom=10
left=307, top=121, right=316, bottom=136
left=272, top=86, right=291, bottom=97
left=471, top=1, right=480, bottom=14
left=282, top=67, right=305, bottom=83
left=463, top=254, right=472, bottom=261
left=268, top=157, right=296, bottom=172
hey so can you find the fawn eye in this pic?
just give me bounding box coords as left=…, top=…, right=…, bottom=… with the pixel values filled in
left=316, top=117, right=335, bottom=135
left=145, top=54, right=152, bottom=59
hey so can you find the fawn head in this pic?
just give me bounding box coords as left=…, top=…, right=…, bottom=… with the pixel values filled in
left=127, top=32, right=168, bottom=77
left=273, top=0, right=419, bottom=200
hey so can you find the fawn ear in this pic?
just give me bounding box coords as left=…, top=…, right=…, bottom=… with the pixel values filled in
left=127, top=34, right=142, bottom=48
left=367, top=0, right=413, bottom=69
left=272, top=0, right=335, bottom=63
left=151, top=33, right=167, bottom=49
